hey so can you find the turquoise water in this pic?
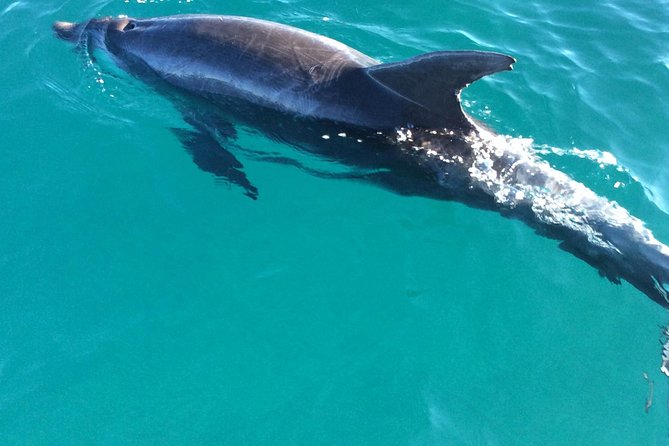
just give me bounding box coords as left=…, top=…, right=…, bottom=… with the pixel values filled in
left=2, top=0, right=669, bottom=444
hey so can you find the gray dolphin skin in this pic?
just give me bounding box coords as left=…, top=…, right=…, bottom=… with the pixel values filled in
left=53, top=14, right=669, bottom=307
left=53, top=15, right=514, bottom=130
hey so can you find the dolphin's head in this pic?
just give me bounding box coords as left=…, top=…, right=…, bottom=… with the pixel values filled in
left=53, top=17, right=162, bottom=73
left=54, top=16, right=155, bottom=52
left=53, top=17, right=117, bottom=48
left=53, top=20, right=88, bottom=42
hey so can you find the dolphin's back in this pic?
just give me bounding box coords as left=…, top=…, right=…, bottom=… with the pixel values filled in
left=113, top=15, right=514, bottom=129
left=121, top=16, right=377, bottom=115
left=204, top=16, right=375, bottom=71
left=164, top=15, right=378, bottom=84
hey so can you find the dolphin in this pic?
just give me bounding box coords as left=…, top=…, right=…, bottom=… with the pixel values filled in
left=53, top=14, right=669, bottom=306
left=52, top=15, right=514, bottom=130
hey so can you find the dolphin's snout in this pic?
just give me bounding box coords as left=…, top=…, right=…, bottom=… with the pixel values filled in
left=53, top=21, right=83, bottom=42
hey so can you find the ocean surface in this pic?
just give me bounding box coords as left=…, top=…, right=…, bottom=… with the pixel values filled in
left=2, top=0, right=669, bottom=444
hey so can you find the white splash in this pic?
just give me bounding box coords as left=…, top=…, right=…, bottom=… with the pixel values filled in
left=662, top=327, right=669, bottom=377
left=398, top=126, right=669, bottom=255
left=535, top=145, right=619, bottom=166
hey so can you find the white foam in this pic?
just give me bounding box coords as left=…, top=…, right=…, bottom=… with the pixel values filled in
left=396, top=127, right=668, bottom=253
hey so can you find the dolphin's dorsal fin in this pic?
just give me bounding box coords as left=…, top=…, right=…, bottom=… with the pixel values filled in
left=365, top=51, right=515, bottom=128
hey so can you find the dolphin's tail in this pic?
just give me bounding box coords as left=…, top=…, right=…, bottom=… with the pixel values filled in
left=365, top=51, right=515, bottom=129
left=561, top=222, right=669, bottom=307
left=437, top=127, right=669, bottom=307
left=644, top=255, right=669, bottom=305
left=614, top=232, right=669, bottom=307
